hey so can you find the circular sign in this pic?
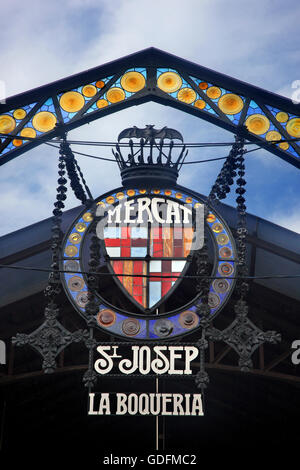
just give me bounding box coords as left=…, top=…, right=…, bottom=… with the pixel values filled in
left=61, top=186, right=237, bottom=340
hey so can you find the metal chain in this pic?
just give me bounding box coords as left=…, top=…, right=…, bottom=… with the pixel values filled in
left=13, top=148, right=89, bottom=373
left=235, top=144, right=249, bottom=299
left=85, top=211, right=101, bottom=319
left=74, top=158, right=93, bottom=201
left=196, top=135, right=246, bottom=313
left=60, top=136, right=92, bottom=205
left=194, top=134, right=246, bottom=392
left=43, top=148, right=68, bottom=302
left=83, top=205, right=101, bottom=388
left=207, top=134, right=244, bottom=206
left=205, top=135, right=281, bottom=372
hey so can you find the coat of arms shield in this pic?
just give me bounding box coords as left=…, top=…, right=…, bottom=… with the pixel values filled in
left=101, top=196, right=196, bottom=312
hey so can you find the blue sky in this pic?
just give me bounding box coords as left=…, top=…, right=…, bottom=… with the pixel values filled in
left=0, top=0, right=300, bottom=236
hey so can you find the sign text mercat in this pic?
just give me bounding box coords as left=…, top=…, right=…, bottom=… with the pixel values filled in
left=97, top=196, right=202, bottom=225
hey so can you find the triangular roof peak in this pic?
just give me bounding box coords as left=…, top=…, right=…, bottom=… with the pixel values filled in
left=0, top=48, right=299, bottom=167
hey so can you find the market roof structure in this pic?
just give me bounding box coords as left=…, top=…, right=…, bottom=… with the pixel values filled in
left=0, top=191, right=299, bottom=383
left=0, top=49, right=300, bottom=458
left=0, top=195, right=299, bottom=457
left=0, top=47, right=300, bottom=167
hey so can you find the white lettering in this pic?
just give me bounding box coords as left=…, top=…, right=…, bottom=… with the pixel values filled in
left=100, top=197, right=194, bottom=226
left=149, top=393, right=161, bottom=415
left=152, top=346, right=170, bottom=374
left=172, top=394, right=184, bottom=416
left=116, top=393, right=127, bottom=415
left=94, top=345, right=199, bottom=375
left=185, top=394, right=191, bottom=416
left=128, top=394, right=138, bottom=415
left=139, top=393, right=150, bottom=415
left=94, top=346, right=115, bottom=374
left=139, top=346, right=151, bottom=375
left=88, top=393, right=98, bottom=415
left=291, top=340, right=300, bottom=365
left=102, top=393, right=204, bottom=417
left=184, top=347, right=199, bottom=374
left=88, top=393, right=111, bottom=415
left=180, top=204, right=192, bottom=224
left=169, top=346, right=184, bottom=374
left=151, top=198, right=166, bottom=224
left=107, top=204, right=121, bottom=224
left=136, top=198, right=153, bottom=224
left=166, top=200, right=181, bottom=224
left=98, top=393, right=111, bottom=415
left=118, top=346, right=139, bottom=374
left=0, top=340, right=5, bottom=365
left=124, top=199, right=136, bottom=223
left=191, top=394, right=203, bottom=416
left=161, top=394, right=172, bottom=415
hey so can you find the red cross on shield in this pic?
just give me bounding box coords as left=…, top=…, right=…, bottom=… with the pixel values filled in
left=103, top=222, right=194, bottom=312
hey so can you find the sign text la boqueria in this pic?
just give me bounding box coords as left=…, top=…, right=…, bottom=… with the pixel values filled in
left=88, top=392, right=203, bottom=416
left=88, top=344, right=203, bottom=417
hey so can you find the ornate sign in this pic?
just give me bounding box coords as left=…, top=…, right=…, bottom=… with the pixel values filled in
left=61, top=186, right=237, bottom=341
left=60, top=126, right=238, bottom=342
left=88, top=392, right=203, bottom=416
left=93, top=344, right=199, bottom=375
left=12, top=125, right=281, bottom=421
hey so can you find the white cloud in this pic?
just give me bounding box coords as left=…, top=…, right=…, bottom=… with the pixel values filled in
left=269, top=210, right=300, bottom=234
left=2, top=0, right=300, bottom=96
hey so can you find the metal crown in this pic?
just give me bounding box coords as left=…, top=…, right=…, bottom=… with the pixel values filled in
left=112, top=125, right=188, bottom=188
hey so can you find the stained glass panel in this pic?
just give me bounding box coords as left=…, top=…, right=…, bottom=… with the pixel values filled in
left=84, top=68, right=146, bottom=116
left=156, top=68, right=218, bottom=115
left=58, top=75, right=113, bottom=122
left=189, top=75, right=246, bottom=124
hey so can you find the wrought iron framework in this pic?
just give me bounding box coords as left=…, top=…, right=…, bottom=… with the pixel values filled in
left=0, top=47, right=300, bottom=168
left=11, top=128, right=281, bottom=398
left=0, top=48, right=292, bottom=405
